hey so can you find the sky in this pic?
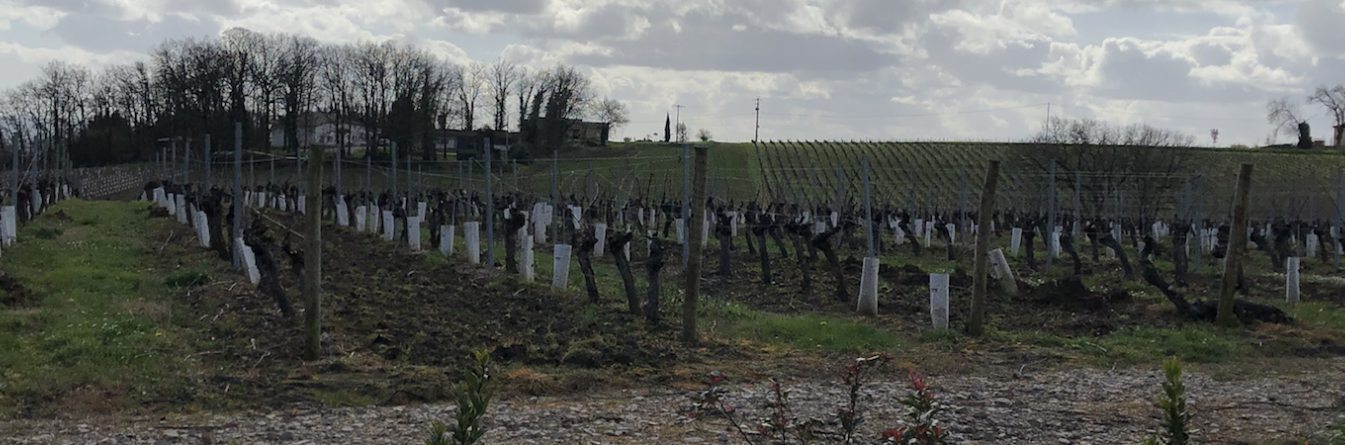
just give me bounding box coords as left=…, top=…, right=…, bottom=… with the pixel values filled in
left=1, top=0, right=1344, bottom=146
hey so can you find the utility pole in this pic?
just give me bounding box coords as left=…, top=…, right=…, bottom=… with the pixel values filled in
left=754, top=98, right=761, bottom=143
left=674, top=104, right=686, bottom=143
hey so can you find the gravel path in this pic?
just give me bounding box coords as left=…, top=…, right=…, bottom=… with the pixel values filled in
left=4, top=362, right=1343, bottom=445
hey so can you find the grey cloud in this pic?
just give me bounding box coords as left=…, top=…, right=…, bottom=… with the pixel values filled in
left=1187, top=40, right=1233, bottom=66
left=1091, top=38, right=1260, bottom=103
left=1294, top=0, right=1345, bottom=57
left=565, top=9, right=897, bottom=76
left=834, top=0, right=969, bottom=35
left=19, top=0, right=242, bottom=17
left=47, top=13, right=222, bottom=53
left=16, top=0, right=120, bottom=15
left=429, top=0, right=547, bottom=15
left=921, top=28, right=1061, bottom=95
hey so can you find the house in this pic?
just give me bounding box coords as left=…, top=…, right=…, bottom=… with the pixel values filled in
left=439, top=129, right=517, bottom=160
left=268, top=112, right=370, bottom=149
left=569, top=121, right=611, bottom=146
left=520, top=117, right=612, bottom=147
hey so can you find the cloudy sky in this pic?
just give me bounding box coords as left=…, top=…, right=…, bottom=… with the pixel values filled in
left=2, top=0, right=1344, bottom=146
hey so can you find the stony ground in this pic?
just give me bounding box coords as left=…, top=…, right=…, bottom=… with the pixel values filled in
left=3, top=361, right=1342, bottom=445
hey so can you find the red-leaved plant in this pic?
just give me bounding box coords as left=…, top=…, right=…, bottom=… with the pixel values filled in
left=838, top=354, right=895, bottom=443
left=881, top=369, right=949, bottom=445
left=689, top=354, right=904, bottom=445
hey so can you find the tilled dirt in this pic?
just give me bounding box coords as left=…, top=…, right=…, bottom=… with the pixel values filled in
left=151, top=213, right=731, bottom=414
left=3, top=362, right=1342, bottom=445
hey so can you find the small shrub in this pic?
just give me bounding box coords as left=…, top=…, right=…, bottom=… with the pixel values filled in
left=426, top=350, right=496, bottom=445
left=164, top=269, right=210, bottom=288
left=1142, top=357, right=1192, bottom=445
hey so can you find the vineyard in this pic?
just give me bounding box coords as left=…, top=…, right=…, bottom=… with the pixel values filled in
left=6, top=140, right=1345, bottom=443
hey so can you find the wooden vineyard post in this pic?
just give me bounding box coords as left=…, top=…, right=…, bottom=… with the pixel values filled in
left=1336, top=168, right=1342, bottom=272
left=682, top=145, right=708, bottom=344
left=967, top=160, right=1001, bottom=337
left=485, top=138, right=495, bottom=267
left=232, top=123, right=243, bottom=270
left=1045, top=160, right=1056, bottom=273
left=303, top=142, right=324, bottom=361
left=682, top=144, right=691, bottom=267
left=204, top=134, right=211, bottom=190
left=1219, top=163, right=1253, bottom=327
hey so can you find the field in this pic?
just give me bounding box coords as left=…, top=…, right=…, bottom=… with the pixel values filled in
left=6, top=141, right=1345, bottom=443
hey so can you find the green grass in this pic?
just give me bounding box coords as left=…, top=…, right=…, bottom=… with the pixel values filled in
left=1097, top=327, right=1247, bottom=363
left=0, top=200, right=189, bottom=417
left=1285, top=302, right=1345, bottom=331
left=727, top=313, right=900, bottom=353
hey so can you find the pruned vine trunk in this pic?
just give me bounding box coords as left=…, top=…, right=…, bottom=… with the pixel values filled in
left=609, top=232, right=640, bottom=316
left=645, top=236, right=666, bottom=325
left=813, top=227, right=847, bottom=302
left=575, top=230, right=600, bottom=303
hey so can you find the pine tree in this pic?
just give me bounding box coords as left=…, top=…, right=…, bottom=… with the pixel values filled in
left=664, top=114, right=671, bottom=143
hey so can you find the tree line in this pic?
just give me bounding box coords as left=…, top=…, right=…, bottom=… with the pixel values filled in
left=0, top=27, right=632, bottom=170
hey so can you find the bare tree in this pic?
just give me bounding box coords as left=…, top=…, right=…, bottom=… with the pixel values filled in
left=1307, top=85, right=1345, bottom=147
left=1017, top=116, right=1197, bottom=221
left=675, top=122, right=688, bottom=143
left=1267, top=96, right=1306, bottom=143
left=514, top=66, right=536, bottom=133
left=1210, top=128, right=1219, bottom=146
left=353, top=41, right=396, bottom=157
left=488, top=58, right=517, bottom=132
left=278, top=34, right=321, bottom=154
left=697, top=128, right=712, bottom=142
left=534, top=64, right=594, bottom=150
left=591, top=97, right=629, bottom=131
left=318, top=44, right=356, bottom=157
left=456, top=61, right=485, bottom=131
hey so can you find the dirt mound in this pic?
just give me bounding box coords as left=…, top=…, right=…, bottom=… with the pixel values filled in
left=1022, top=277, right=1131, bottom=311
left=0, top=272, right=39, bottom=308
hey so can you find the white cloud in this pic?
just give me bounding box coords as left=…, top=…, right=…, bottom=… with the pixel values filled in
left=0, top=0, right=1341, bottom=147
left=0, top=4, right=66, bottom=30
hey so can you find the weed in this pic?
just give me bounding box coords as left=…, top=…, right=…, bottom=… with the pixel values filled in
left=164, top=269, right=210, bottom=288
left=1306, top=422, right=1345, bottom=445
left=575, top=306, right=600, bottom=329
